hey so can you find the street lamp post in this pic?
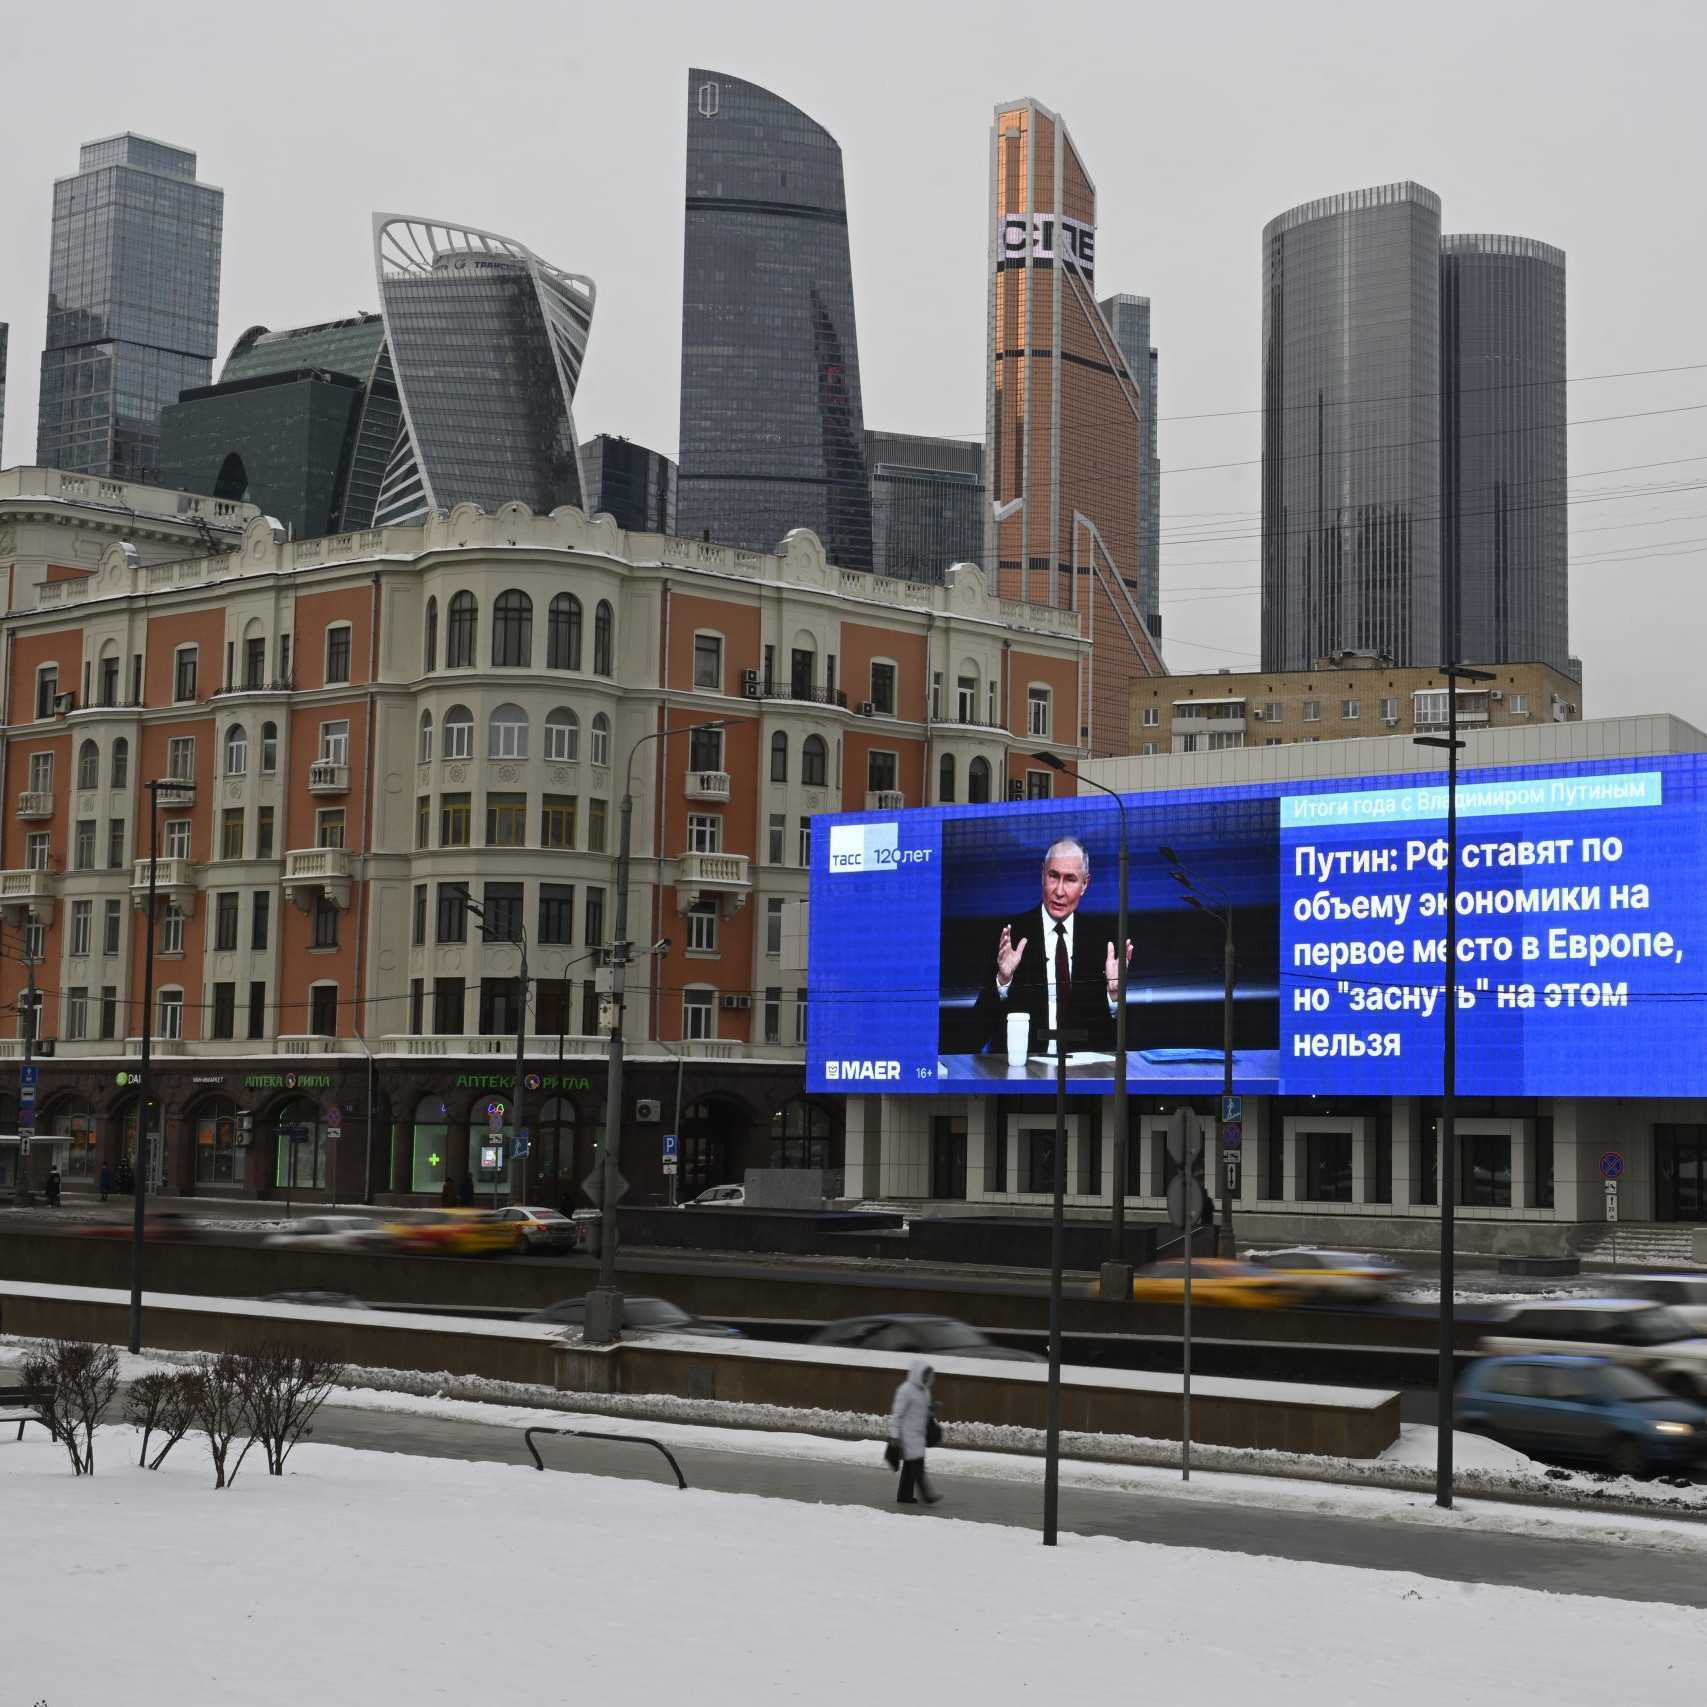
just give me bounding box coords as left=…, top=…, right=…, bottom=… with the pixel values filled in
left=130, top=777, right=195, bottom=1355
left=453, top=886, right=528, bottom=1211
left=583, top=719, right=726, bottom=1345
left=1033, top=750, right=1131, bottom=1295
left=1416, top=663, right=1494, bottom=1509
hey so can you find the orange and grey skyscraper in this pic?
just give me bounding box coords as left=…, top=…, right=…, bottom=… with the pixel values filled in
left=985, top=97, right=1163, bottom=757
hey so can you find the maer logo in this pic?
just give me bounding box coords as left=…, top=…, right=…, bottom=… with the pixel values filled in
left=827, top=822, right=933, bottom=875
left=825, top=1060, right=901, bottom=1081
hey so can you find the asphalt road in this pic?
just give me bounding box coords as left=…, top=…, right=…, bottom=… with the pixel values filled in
left=307, top=1401, right=1707, bottom=1607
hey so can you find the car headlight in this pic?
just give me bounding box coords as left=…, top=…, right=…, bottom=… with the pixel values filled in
left=1652, top=1421, right=1694, bottom=1436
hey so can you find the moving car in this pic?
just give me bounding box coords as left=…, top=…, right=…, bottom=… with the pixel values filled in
left=685, top=1185, right=745, bottom=1207
left=810, top=1314, right=1043, bottom=1363
left=1613, top=1275, right=1707, bottom=1333
left=1245, top=1248, right=1402, bottom=1303
left=1127, top=1257, right=1305, bottom=1309
left=263, top=1215, right=383, bottom=1250
left=259, top=1290, right=371, bottom=1311
left=497, top=1205, right=575, bottom=1252
left=523, top=1295, right=738, bottom=1337
left=1480, top=1299, right=1707, bottom=1402
left=378, top=1209, right=519, bottom=1258
left=1455, top=1354, right=1706, bottom=1477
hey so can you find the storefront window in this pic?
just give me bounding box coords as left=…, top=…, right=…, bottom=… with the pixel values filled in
left=194, top=1098, right=244, bottom=1187
left=50, top=1103, right=97, bottom=1177
left=411, top=1096, right=449, bottom=1196
left=121, top=1099, right=165, bottom=1190
left=273, top=1096, right=327, bottom=1191
left=770, top=1097, right=831, bottom=1170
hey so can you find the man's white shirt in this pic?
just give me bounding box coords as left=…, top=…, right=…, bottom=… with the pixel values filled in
left=994, top=906, right=1113, bottom=1055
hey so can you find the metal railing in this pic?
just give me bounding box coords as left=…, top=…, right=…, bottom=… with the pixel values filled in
left=523, top=1427, right=687, bottom=1487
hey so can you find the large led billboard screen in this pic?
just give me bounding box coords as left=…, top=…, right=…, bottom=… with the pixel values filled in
left=805, top=754, right=1707, bottom=1097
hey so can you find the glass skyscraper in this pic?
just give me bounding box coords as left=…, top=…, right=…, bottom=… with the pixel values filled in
left=36, top=134, right=223, bottom=483
left=1098, top=293, right=1161, bottom=640
left=1441, top=235, right=1568, bottom=674
left=866, top=430, right=984, bottom=585
left=678, top=70, right=872, bottom=569
left=0, top=323, right=8, bottom=467
left=373, top=216, right=594, bottom=525
left=580, top=434, right=677, bottom=534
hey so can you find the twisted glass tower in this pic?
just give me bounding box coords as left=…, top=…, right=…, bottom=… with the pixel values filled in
left=1261, top=182, right=1442, bottom=670
left=678, top=71, right=872, bottom=569
left=373, top=216, right=594, bottom=525
left=1441, top=235, right=1568, bottom=673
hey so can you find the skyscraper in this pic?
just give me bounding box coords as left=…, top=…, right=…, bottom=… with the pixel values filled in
left=373, top=215, right=594, bottom=526
left=1441, top=234, right=1568, bottom=673
left=1260, top=182, right=1442, bottom=672
left=986, top=97, right=1163, bottom=757
left=865, top=430, right=984, bottom=584
left=678, top=70, right=872, bottom=569
left=580, top=434, right=677, bottom=533
left=1098, top=293, right=1161, bottom=640
left=0, top=324, right=8, bottom=468
left=36, top=134, right=223, bottom=483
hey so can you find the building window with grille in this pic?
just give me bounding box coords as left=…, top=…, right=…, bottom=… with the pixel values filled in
left=593, top=601, right=613, bottom=676
left=491, top=590, right=532, bottom=667
left=683, top=987, right=715, bottom=1041
left=481, top=882, right=523, bottom=945
left=548, top=594, right=581, bottom=669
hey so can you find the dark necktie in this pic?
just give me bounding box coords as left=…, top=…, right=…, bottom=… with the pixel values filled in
left=1054, top=922, right=1070, bottom=1031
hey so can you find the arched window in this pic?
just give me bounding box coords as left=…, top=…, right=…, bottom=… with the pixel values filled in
left=443, top=705, right=474, bottom=761
left=939, top=752, right=956, bottom=803
left=417, top=709, right=434, bottom=765
left=968, top=756, right=992, bottom=804
left=593, top=600, right=613, bottom=676
left=544, top=707, right=579, bottom=762
left=801, top=734, right=828, bottom=788
left=446, top=592, right=478, bottom=668
left=548, top=593, right=582, bottom=670
left=192, top=1096, right=243, bottom=1186
left=491, top=589, right=532, bottom=668
left=423, top=596, right=438, bottom=672
left=590, top=712, right=611, bottom=769
left=223, top=725, right=248, bottom=777
left=77, top=740, right=99, bottom=791
left=488, top=703, right=529, bottom=760
left=273, top=1096, right=327, bottom=1191
left=770, top=731, right=788, bottom=784
left=260, top=722, right=278, bottom=774
left=110, top=737, right=129, bottom=789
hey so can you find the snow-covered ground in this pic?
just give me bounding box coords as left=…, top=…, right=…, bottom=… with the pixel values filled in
left=3, top=1424, right=1702, bottom=1706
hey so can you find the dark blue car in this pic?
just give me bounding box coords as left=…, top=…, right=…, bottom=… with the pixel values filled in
left=1455, top=1354, right=1707, bottom=1478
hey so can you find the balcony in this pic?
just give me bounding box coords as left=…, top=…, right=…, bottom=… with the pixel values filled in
left=865, top=790, right=906, bottom=811
left=282, top=846, right=352, bottom=911
left=675, top=850, right=751, bottom=916
left=765, top=683, right=848, bottom=708
left=0, top=868, right=60, bottom=917
left=308, top=761, right=349, bottom=794
left=685, top=769, right=731, bottom=802
left=16, top=791, right=53, bottom=820
left=130, top=857, right=197, bottom=906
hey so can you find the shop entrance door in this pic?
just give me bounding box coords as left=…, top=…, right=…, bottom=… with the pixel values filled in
left=1655, top=1126, right=1706, bottom=1222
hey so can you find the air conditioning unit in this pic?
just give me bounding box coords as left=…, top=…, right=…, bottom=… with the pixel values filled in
left=634, top=1098, right=662, bottom=1123
left=1488, top=690, right=1503, bottom=702
left=742, top=670, right=761, bottom=698
left=1251, top=708, right=1265, bottom=720
left=52, top=693, right=76, bottom=715
left=1006, top=780, right=1025, bottom=801
left=720, top=993, right=752, bottom=1010
left=858, top=701, right=876, bottom=718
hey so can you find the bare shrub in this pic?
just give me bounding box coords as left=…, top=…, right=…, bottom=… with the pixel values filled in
left=189, top=1352, right=257, bottom=1489
left=20, top=1340, right=119, bottom=1474
left=126, top=1369, right=198, bottom=1470
left=239, top=1341, right=345, bottom=1476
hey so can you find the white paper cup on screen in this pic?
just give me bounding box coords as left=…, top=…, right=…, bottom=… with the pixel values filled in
left=1006, top=1013, right=1030, bottom=1067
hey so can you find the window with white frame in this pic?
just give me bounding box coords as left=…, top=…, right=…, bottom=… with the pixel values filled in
left=165, top=818, right=191, bottom=859
left=418, top=710, right=434, bottom=764
left=25, top=832, right=50, bottom=870
left=693, top=632, right=723, bottom=691
left=1302, top=700, right=1321, bottom=722
left=1380, top=697, right=1399, bottom=721
left=28, top=751, right=53, bottom=793
left=22, top=919, right=45, bottom=963
left=590, top=713, right=611, bottom=768
left=167, top=736, right=195, bottom=781
left=111, top=738, right=129, bottom=788
left=223, top=725, right=247, bottom=775
left=1511, top=693, right=1528, bottom=715
left=1341, top=698, right=1360, bottom=720
left=260, top=722, right=278, bottom=773
left=35, top=666, right=58, bottom=720
left=1142, top=706, right=1160, bottom=727
left=682, top=986, right=715, bottom=1041
left=1027, top=684, right=1051, bottom=738
left=686, top=901, right=719, bottom=953
left=442, top=705, right=474, bottom=759
left=488, top=704, right=528, bottom=759
left=766, top=896, right=785, bottom=956
left=687, top=813, right=721, bottom=853
left=544, top=707, right=579, bottom=762
left=70, top=899, right=92, bottom=958
left=956, top=675, right=977, bottom=722
left=77, top=741, right=99, bottom=791
left=160, top=906, right=185, bottom=956
left=157, top=988, right=184, bottom=1040
left=319, top=719, right=349, bottom=765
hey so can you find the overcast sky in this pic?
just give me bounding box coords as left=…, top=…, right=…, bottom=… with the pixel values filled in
left=2, top=0, right=1702, bottom=722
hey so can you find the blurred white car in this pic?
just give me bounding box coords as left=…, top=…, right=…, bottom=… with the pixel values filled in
left=1245, top=1248, right=1402, bottom=1302
left=1613, top=1275, right=1707, bottom=1334
left=262, top=1215, right=382, bottom=1250
left=1482, top=1299, right=1707, bottom=1402
left=498, top=1205, right=575, bottom=1251
left=686, top=1185, right=745, bottom=1207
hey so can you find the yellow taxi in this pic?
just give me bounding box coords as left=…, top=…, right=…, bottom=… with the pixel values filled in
left=1245, top=1248, right=1403, bottom=1303
left=379, top=1209, right=521, bottom=1258
left=1125, top=1258, right=1306, bottom=1309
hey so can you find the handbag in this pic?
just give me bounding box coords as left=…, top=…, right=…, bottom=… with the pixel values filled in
left=883, top=1438, right=902, bottom=1471
left=925, top=1409, right=943, bottom=1450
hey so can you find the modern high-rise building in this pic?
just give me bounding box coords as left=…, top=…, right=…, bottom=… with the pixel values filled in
left=865, top=430, right=984, bottom=585
left=1260, top=182, right=1443, bottom=673
left=678, top=71, right=872, bottom=570
left=36, top=134, right=224, bottom=483
left=1441, top=235, right=1569, bottom=674
left=1098, top=293, right=1161, bottom=640
left=373, top=216, right=595, bottom=526
left=0, top=323, right=8, bottom=468
left=986, top=97, right=1164, bottom=756
left=158, top=312, right=401, bottom=537
left=580, top=435, right=677, bottom=534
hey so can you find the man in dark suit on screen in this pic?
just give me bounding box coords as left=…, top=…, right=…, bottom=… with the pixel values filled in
left=971, top=836, right=1131, bottom=1057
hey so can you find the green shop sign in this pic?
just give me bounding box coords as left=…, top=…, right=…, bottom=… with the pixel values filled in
left=453, top=1072, right=592, bottom=1091
left=244, top=1073, right=335, bottom=1090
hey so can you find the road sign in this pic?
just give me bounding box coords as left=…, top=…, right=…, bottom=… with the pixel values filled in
left=1223, top=1155, right=1240, bottom=1192
left=1166, top=1173, right=1206, bottom=1229
left=662, top=1160, right=678, bottom=1176
left=511, top=1136, right=530, bottom=1160
left=325, top=1106, right=342, bottom=1128
left=1221, top=1120, right=1242, bottom=1151
left=524, top=1072, right=543, bottom=1092
left=20, top=1065, right=38, bottom=1089
left=582, top=1165, right=630, bottom=1207
left=662, top=1132, right=679, bottom=1159
left=1165, top=1108, right=1201, bottom=1167
left=1599, top=1151, right=1625, bottom=1181
left=1604, top=1179, right=1620, bottom=1223
left=1220, top=1094, right=1241, bottom=1122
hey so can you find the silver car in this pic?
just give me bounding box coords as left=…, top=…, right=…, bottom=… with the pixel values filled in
left=1481, top=1299, right=1707, bottom=1403
left=1612, top=1275, right=1707, bottom=1334
left=262, top=1215, right=382, bottom=1250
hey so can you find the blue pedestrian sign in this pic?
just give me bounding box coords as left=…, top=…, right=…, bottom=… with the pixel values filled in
left=20, top=1065, right=38, bottom=1089
left=662, top=1133, right=679, bottom=1159
left=1220, top=1094, right=1242, bottom=1122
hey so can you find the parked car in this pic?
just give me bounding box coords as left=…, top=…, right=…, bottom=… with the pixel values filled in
left=1612, top=1275, right=1707, bottom=1334
left=685, top=1185, right=745, bottom=1207
left=810, top=1314, right=1042, bottom=1362
left=497, top=1205, right=575, bottom=1252
left=523, top=1294, right=739, bottom=1337
left=1480, top=1299, right=1707, bottom=1402
left=1128, top=1258, right=1305, bottom=1309
left=1245, top=1248, right=1403, bottom=1302
left=263, top=1215, right=383, bottom=1250
left=378, top=1209, right=519, bottom=1258
left=1455, top=1354, right=1706, bottom=1477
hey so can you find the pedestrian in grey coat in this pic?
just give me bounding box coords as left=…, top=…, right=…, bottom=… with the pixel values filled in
left=887, top=1358, right=942, bottom=1506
